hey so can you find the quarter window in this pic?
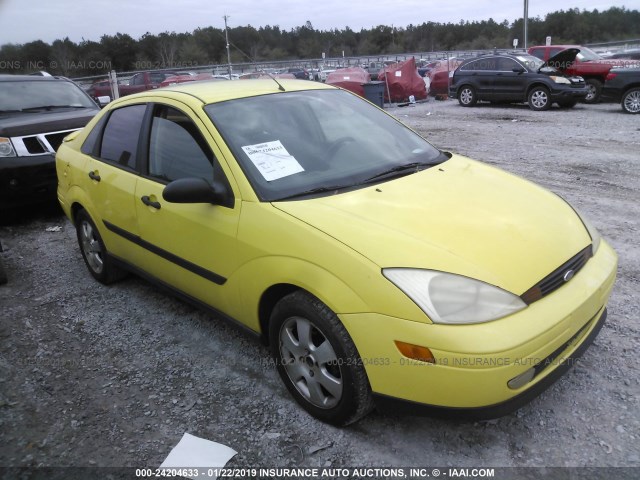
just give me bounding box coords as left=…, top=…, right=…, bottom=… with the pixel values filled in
left=148, top=105, right=214, bottom=183
left=99, top=104, right=146, bottom=169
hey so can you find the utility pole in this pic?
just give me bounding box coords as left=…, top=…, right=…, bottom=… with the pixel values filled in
left=224, top=15, right=232, bottom=78
left=523, top=0, right=529, bottom=50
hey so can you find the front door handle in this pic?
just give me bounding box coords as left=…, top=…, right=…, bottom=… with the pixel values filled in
left=88, top=171, right=101, bottom=182
left=141, top=195, right=161, bottom=209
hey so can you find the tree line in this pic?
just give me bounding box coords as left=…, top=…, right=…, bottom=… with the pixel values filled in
left=0, top=6, right=638, bottom=77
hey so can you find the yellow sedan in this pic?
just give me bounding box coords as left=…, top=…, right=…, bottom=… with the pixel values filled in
left=56, top=79, right=617, bottom=425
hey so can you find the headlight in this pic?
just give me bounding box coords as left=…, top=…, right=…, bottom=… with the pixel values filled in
left=574, top=208, right=601, bottom=255
left=383, top=269, right=527, bottom=325
left=0, top=137, right=16, bottom=157
left=550, top=76, right=571, bottom=84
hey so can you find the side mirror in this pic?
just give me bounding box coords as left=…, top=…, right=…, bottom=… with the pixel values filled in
left=163, top=177, right=230, bottom=206
left=96, top=95, right=111, bottom=107
left=512, top=67, right=526, bottom=73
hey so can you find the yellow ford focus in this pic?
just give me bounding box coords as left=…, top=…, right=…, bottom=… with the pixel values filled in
left=56, top=80, right=617, bottom=425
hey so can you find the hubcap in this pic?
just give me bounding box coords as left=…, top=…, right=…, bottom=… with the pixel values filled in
left=531, top=90, right=548, bottom=108
left=624, top=91, right=640, bottom=113
left=279, top=316, right=343, bottom=409
left=80, top=221, right=104, bottom=274
left=585, top=84, right=597, bottom=101
left=460, top=89, right=473, bottom=104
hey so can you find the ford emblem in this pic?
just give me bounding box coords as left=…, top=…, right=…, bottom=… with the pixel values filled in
left=563, top=269, right=575, bottom=282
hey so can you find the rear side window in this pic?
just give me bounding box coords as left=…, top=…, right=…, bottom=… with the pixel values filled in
left=99, top=104, right=146, bottom=169
left=461, top=58, right=498, bottom=71
left=529, top=49, right=545, bottom=60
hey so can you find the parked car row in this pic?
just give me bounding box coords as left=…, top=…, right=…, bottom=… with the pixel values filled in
left=449, top=46, right=640, bottom=112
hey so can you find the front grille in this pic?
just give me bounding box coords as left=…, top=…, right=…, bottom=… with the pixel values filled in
left=44, top=131, right=71, bottom=151
left=11, top=128, right=79, bottom=156
left=521, top=245, right=592, bottom=304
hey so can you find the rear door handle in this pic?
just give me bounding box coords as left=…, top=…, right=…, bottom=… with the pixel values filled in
left=88, top=171, right=101, bottom=182
left=141, top=195, right=161, bottom=209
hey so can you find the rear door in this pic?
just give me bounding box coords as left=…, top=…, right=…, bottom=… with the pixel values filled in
left=82, top=103, right=147, bottom=261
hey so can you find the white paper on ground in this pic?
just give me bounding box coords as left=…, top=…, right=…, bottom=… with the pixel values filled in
left=160, top=432, right=237, bottom=479
left=241, top=140, right=304, bottom=181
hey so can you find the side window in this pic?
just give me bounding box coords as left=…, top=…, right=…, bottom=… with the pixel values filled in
left=461, top=58, right=498, bottom=71
left=148, top=105, right=214, bottom=184
left=99, top=104, right=146, bottom=169
left=149, top=73, right=168, bottom=84
left=131, top=74, right=144, bottom=86
left=497, top=58, right=520, bottom=71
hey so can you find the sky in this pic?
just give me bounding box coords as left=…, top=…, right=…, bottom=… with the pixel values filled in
left=0, top=0, right=629, bottom=45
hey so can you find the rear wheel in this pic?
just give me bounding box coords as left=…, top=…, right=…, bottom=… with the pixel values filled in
left=458, top=86, right=477, bottom=107
left=621, top=88, right=640, bottom=114
left=75, top=209, right=126, bottom=284
left=269, top=291, right=374, bottom=426
left=528, top=86, right=551, bottom=111
left=584, top=78, right=603, bottom=104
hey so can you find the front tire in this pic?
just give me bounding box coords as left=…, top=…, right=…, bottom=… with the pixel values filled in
left=528, top=86, right=551, bottom=111
left=584, top=78, right=603, bottom=104
left=621, top=88, right=640, bottom=114
left=75, top=209, right=126, bottom=284
left=458, top=86, right=477, bottom=107
left=269, top=291, right=374, bottom=426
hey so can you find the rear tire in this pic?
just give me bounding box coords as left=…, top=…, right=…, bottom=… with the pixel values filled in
left=528, top=86, right=551, bottom=111
left=584, top=78, right=603, bottom=104
left=75, top=209, right=126, bottom=284
left=269, top=291, right=374, bottom=426
left=457, top=86, right=477, bottom=107
left=621, top=87, right=640, bottom=114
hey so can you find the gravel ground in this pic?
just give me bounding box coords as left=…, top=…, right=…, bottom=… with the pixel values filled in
left=0, top=98, right=638, bottom=475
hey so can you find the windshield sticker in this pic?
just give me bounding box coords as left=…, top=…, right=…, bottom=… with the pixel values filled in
left=241, top=140, right=305, bottom=181
left=395, top=71, right=402, bottom=77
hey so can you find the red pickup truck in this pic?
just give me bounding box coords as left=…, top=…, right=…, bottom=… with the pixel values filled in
left=528, top=45, right=632, bottom=103
left=89, top=71, right=177, bottom=101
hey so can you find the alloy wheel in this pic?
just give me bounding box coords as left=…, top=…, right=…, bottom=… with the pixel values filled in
left=279, top=316, right=343, bottom=409
left=623, top=90, right=640, bottom=113
left=80, top=220, right=104, bottom=274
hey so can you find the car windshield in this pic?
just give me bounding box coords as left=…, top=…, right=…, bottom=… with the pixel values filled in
left=576, top=47, right=602, bottom=61
left=206, top=89, right=446, bottom=201
left=0, top=80, right=97, bottom=112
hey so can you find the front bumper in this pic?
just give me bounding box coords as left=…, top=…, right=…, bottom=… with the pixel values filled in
left=0, top=154, right=57, bottom=210
left=339, top=240, right=617, bottom=415
left=549, top=84, right=588, bottom=101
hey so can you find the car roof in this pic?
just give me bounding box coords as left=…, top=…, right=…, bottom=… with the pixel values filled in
left=0, top=74, right=71, bottom=82
left=125, top=79, right=334, bottom=105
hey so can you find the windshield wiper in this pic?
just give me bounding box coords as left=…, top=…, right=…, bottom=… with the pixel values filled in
left=363, top=160, right=442, bottom=183
left=273, top=184, right=356, bottom=201
left=21, top=105, right=86, bottom=111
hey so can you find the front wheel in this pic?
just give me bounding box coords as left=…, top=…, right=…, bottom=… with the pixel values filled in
left=269, top=291, right=374, bottom=426
left=584, top=78, right=603, bottom=104
left=528, top=86, right=551, bottom=111
left=75, top=209, right=126, bottom=284
left=457, top=86, right=477, bottom=107
left=621, top=88, right=640, bottom=114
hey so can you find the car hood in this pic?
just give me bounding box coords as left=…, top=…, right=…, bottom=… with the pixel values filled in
left=273, top=155, right=591, bottom=295
left=0, top=108, right=99, bottom=137
left=542, top=48, right=580, bottom=71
